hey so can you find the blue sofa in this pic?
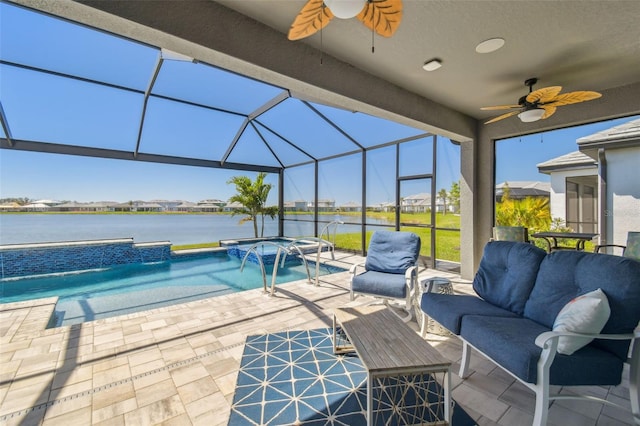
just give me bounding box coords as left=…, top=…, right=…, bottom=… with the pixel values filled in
left=421, top=241, right=640, bottom=425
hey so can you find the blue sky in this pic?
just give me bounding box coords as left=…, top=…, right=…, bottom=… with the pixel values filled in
left=0, top=3, right=637, bottom=206
left=0, top=1, right=460, bottom=206
left=495, top=116, right=639, bottom=185
left=4, top=115, right=636, bottom=205
left=0, top=138, right=460, bottom=205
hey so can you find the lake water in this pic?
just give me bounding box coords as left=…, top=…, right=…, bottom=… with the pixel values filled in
left=0, top=214, right=392, bottom=245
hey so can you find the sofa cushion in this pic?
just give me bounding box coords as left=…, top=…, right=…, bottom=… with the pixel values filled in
left=352, top=270, right=409, bottom=299
left=421, top=293, right=518, bottom=335
left=524, top=251, right=640, bottom=359
left=472, top=241, right=546, bottom=315
left=553, top=288, right=610, bottom=355
left=460, top=315, right=624, bottom=385
left=365, top=231, right=420, bottom=274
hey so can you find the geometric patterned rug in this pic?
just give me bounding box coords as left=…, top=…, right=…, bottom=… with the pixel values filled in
left=228, top=328, right=477, bottom=425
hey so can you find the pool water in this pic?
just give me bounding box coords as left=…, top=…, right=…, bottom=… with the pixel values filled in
left=0, top=252, right=345, bottom=327
left=224, top=237, right=327, bottom=265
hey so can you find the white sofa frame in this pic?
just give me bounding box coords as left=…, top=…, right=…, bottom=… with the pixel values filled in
left=458, top=326, right=640, bottom=425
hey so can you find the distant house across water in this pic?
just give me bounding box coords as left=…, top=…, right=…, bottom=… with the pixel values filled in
left=337, top=201, right=361, bottom=212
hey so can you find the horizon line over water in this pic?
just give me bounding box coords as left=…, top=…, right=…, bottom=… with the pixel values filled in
left=0, top=214, right=392, bottom=246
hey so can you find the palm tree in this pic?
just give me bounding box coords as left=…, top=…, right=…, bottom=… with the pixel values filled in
left=227, top=172, right=276, bottom=238
left=495, top=194, right=551, bottom=231
left=449, top=181, right=460, bottom=213
left=438, top=188, right=448, bottom=215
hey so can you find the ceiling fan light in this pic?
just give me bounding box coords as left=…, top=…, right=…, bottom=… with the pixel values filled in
left=324, top=0, right=366, bottom=19
left=518, top=108, right=545, bottom=122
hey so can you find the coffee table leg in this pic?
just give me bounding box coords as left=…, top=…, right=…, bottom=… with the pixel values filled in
left=332, top=314, right=337, bottom=354
left=444, top=367, right=451, bottom=424
left=367, top=372, right=373, bottom=426
left=333, top=315, right=354, bottom=354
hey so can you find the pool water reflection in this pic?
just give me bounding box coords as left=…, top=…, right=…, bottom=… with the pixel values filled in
left=0, top=252, right=345, bottom=327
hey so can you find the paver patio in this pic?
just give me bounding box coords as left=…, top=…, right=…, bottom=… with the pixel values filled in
left=0, top=252, right=635, bottom=425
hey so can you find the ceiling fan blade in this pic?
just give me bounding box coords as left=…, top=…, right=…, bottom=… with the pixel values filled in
left=288, top=0, right=334, bottom=41
left=357, top=0, right=403, bottom=37
left=541, top=106, right=557, bottom=119
left=526, top=86, right=562, bottom=104
left=485, top=110, right=520, bottom=124
left=480, top=104, right=522, bottom=111
left=543, top=91, right=602, bottom=107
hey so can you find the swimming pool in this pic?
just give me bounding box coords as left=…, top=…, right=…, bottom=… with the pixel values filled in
left=0, top=251, right=345, bottom=327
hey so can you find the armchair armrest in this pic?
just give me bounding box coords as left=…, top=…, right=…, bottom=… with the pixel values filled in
left=594, top=244, right=626, bottom=253
left=404, top=265, right=418, bottom=291
left=349, top=262, right=365, bottom=276
left=404, top=265, right=417, bottom=280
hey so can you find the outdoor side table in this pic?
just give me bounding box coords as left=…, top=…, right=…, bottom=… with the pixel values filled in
left=415, top=277, right=454, bottom=337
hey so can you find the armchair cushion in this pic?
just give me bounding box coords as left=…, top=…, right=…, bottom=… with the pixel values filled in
left=364, top=231, right=421, bottom=274
left=351, top=270, right=409, bottom=299
left=472, top=241, right=546, bottom=315
left=460, top=315, right=624, bottom=385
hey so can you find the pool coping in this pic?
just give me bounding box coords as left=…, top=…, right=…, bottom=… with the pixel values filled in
left=0, top=238, right=135, bottom=251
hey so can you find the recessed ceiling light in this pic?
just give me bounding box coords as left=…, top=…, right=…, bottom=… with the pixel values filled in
left=422, top=59, right=442, bottom=72
left=475, top=38, right=505, bottom=54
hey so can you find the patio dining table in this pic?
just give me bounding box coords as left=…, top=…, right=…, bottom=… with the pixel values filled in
left=531, top=231, right=598, bottom=252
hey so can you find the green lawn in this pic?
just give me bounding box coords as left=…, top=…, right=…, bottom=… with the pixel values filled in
left=332, top=212, right=461, bottom=262
left=172, top=212, right=462, bottom=262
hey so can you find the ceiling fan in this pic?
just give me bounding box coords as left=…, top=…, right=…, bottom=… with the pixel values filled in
left=481, top=78, right=602, bottom=124
left=288, top=0, right=402, bottom=41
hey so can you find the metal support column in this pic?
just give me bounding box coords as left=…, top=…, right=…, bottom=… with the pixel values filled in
left=430, top=135, right=437, bottom=269
left=361, top=150, right=367, bottom=255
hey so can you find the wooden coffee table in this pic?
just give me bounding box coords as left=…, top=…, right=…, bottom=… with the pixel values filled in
left=333, top=305, right=452, bottom=425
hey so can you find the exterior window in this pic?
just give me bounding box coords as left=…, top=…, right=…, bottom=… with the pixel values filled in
left=566, top=178, right=597, bottom=233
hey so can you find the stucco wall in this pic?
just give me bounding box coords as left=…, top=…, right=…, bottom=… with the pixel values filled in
left=605, top=147, right=640, bottom=246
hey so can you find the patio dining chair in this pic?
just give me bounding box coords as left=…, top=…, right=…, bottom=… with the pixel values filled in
left=594, top=231, right=640, bottom=261
left=349, top=230, right=421, bottom=322
left=492, top=226, right=529, bottom=242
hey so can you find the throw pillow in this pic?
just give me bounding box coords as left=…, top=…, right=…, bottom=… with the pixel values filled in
left=552, top=288, right=611, bottom=355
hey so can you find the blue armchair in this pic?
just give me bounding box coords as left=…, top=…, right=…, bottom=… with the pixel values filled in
left=350, top=231, right=421, bottom=322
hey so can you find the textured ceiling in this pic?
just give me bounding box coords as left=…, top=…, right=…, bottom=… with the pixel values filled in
left=216, top=0, right=640, bottom=122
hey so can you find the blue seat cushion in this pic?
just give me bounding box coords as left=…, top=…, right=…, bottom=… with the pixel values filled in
left=472, top=241, right=546, bottom=315
left=460, top=315, right=624, bottom=385
left=524, top=251, right=640, bottom=359
left=365, top=231, right=420, bottom=274
left=420, top=293, right=519, bottom=335
left=352, top=270, right=408, bottom=299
